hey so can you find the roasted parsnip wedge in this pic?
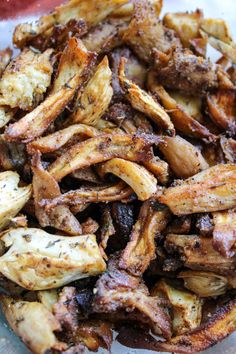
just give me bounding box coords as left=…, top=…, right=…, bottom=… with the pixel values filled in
left=179, top=271, right=229, bottom=297
left=163, top=10, right=203, bottom=48
left=119, top=58, right=174, bottom=134
left=51, top=37, right=95, bottom=94
left=150, top=298, right=236, bottom=354
left=207, top=90, right=236, bottom=134
left=69, top=56, right=113, bottom=126
left=13, top=0, right=129, bottom=48
left=0, top=295, right=65, bottom=354
left=147, top=75, right=215, bottom=140
left=5, top=38, right=94, bottom=143
left=119, top=201, right=170, bottom=275
left=0, top=48, right=12, bottom=77
left=98, top=158, right=157, bottom=201
left=143, top=156, right=169, bottom=185
left=220, top=136, right=236, bottom=163
left=0, top=48, right=53, bottom=111
left=0, top=228, right=106, bottom=290
left=159, top=164, right=236, bottom=215
left=159, top=136, right=209, bottom=178
left=212, top=209, right=236, bottom=257
left=27, top=124, right=100, bottom=154
left=42, top=182, right=133, bottom=209
left=48, top=134, right=160, bottom=181
left=32, top=153, right=82, bottom=235
left=200, top=18, right=233, bottom=44
left=165, top=234, right=236, bottom=275
left=0, top=171, right=31, bottom=230
left=122, top=0, right=181, bottom=63
left=151, top=279, right=202, bottom=335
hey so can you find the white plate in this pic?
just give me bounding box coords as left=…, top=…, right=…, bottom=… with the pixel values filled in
left=0, top=0, right=235, bottom=353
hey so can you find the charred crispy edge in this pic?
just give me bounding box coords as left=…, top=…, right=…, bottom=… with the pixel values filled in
left=153, top=298, right=236, bottom=353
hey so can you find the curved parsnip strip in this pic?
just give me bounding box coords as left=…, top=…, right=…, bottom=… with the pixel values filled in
left=159, top=164, right=236, bottom=215
left=5, top=38, right=94, bottom=143
left=13, top=0, right=129, bottom=48
left=32, top=153, right=82, bottom=235
left=151, top=279, right=202, bottom=335
left=119, top=58, right=175, bottom=134
left=200, top=18, right=233, bottom=44
left=0, top=228, right=106, bottom=290
left=160, top=136, right=209, bottom=179
left=43, top=182, right=133, bottom=209
left=48, top=134, right=160, bottom=181
left=212, top=209, right=236, bottom=257
left=119, top=201, right=170, bottom=276
left=151, top=298, right=236, bottom=354
left=98, top=158, right=157, bottom=201
left=0, top=171, right=31, bottom=230
left=143, top=156, right=169, bottom=185
left=0, top=48, right=54, bottom=110
left=4, top=83, right=75, bottom=143
left=0, top=295, right=65, bottom=354
left=27, top=124, right=100, bottom=154
left=147, top=74, right=215, bottom=140
left=70, top=56, right=113, bottom=126
left=52, top=37, right=95, bottom=94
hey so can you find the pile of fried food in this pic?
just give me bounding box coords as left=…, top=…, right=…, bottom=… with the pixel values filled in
left=0, top=0, right=235, bottom=353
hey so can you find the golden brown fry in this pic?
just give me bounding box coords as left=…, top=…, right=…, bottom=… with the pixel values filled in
left=98, top=158, right=157, bottom=201
left=32, top=153, right=82, bottom=235
left=43, top=182, right=133, bottom=209
left=179, top=271, right=229, bottom=297
left=151, top=279, right=202, bottom=335
left=165, top=234, right=236, bottom=275
left=143, top=156, right=169, bottom=185
left=119, top=58, right=174, bottom=134
left=122, top=0, right=181, bottom=63
left=13, top=0, right=129, bottom=48
left=48, top=133, right=159, bottom=181
left=0, top=48, right=12, bottom=77
left=159, top=164, right=236, bottom=215
left=4, top=83, right=75, bottom=143
left=27, top=124, right=100, bottom=154
left=119, top=201, right=170, bottom=275
left=163, top=9, right=203, bottom=47
left=159, top=136, right=209, bottom=178
left=207, top=90, right=236, bottom=134
left=0, top=295, right=65, bottom=354
left=0, top=171, right=31, bottom=231
left=147, top=75, right=215, bottom=140
left=151, top=298, right=236, bottom=353
left=0, top=227, right=106, bottom=290
left=69, top=56, right=113, bottom=126
left=0, top=48, right=53, bottom=111
left=51, top=37, right=95, bottom=94
left=5, top=38, right=94, bottom=143
left=212, top=209, right=236, bottom=257
left=200, top=18, right=233, bottom=44
left=202, top=31, right=236, bottom=64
